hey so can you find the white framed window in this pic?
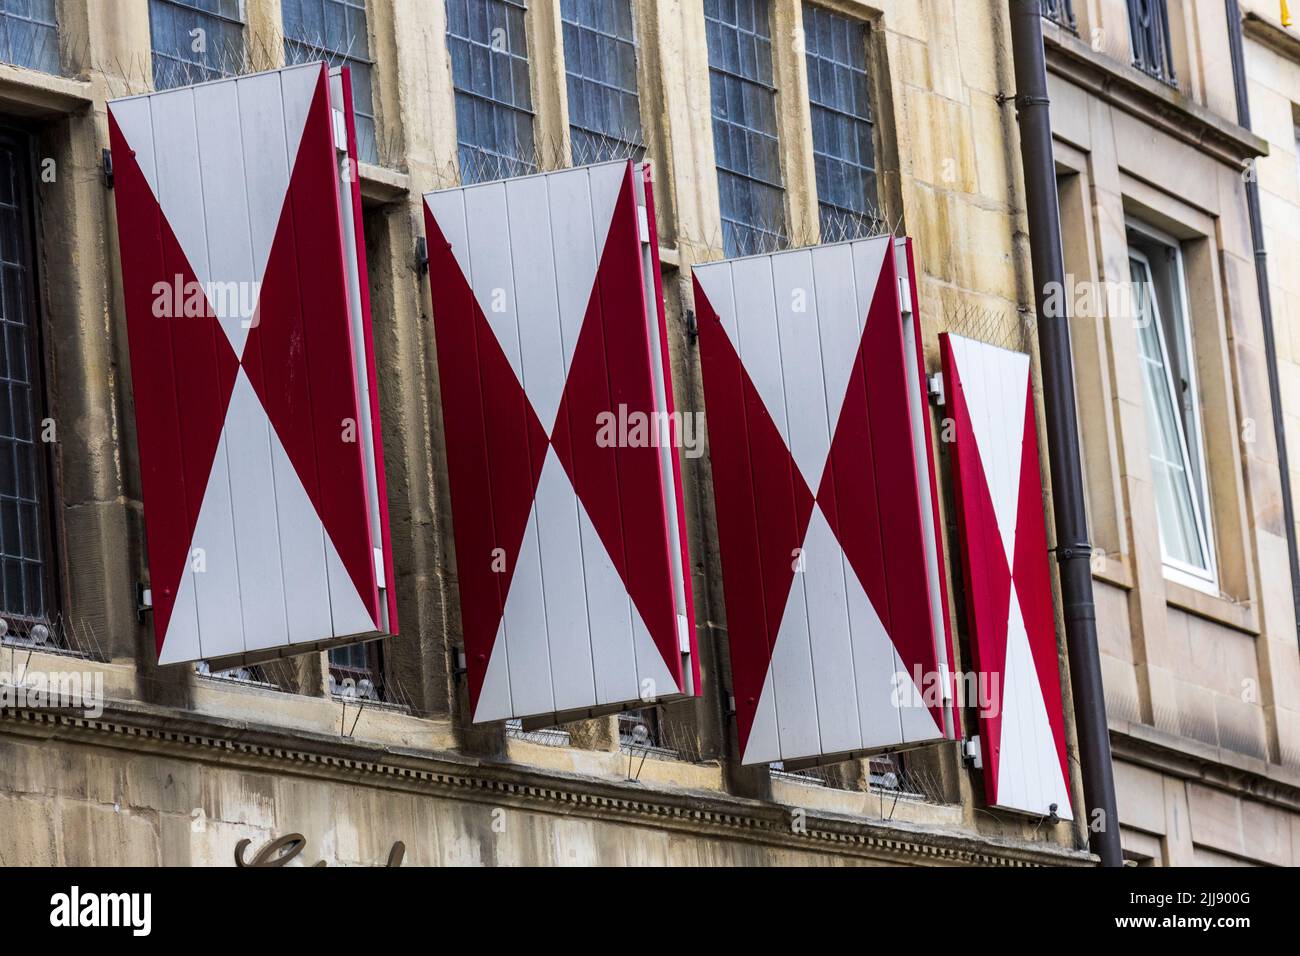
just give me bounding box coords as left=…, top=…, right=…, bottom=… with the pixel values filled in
left=1126, top=221, right=1216, bottom=591
left=1293, top=119, right=1300, bottom=191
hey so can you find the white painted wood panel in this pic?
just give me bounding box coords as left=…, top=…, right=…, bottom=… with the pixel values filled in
left=111, top=63, right=393, bottom=667
left=770, top=251, right=863, bottom=756
left=695, top=235, right=952, bottom=765
left=502, top=175, right=600, bottom=712
left=149, top=86, right=247, bottom=661
left=944, top=333, right=1071, bottom=819
left=728, top=257, right=822, bottom=761
left=424, top=162, right=692, bottom=723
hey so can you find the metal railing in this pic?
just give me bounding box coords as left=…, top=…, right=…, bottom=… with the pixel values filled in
left=1039, top=0, right=1077, bottom=32
left=1127, top=0, right=1176, bottom=83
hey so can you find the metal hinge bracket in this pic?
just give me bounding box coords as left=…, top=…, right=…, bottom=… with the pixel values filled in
left=927, top=371, right=946, bottom=406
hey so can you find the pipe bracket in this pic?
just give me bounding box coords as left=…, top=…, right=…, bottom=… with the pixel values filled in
left=1052, top=543, right=1093, bottom=562
left=1015, top=94, right=1051, bottom=109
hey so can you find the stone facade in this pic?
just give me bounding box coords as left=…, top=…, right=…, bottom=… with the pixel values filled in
left=0, top=0, right=1294, bottom=866
left=1049, top=0, right=1300, bottom=864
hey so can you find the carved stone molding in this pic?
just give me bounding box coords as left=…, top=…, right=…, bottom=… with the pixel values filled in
left=0, top=701, right=1094, bottom=867
left=1110, top=718, right=1300, bottom=814
left=1041, top=21, right=1268, bottom=168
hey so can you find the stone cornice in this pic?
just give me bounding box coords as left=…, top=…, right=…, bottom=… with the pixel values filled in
left=0, top=63, right=94, bottom=117
left=1242, top=10, right=1300, bottom=63
left=1041, top=20, right=1268, bottom=167
left=1110, top=718, right=1300, bottom=813
left=358, top=161, right=411, bottom=205
left=0, top=700, right=1095, bottom=867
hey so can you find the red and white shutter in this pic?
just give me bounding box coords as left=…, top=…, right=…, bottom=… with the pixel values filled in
left=695, top=237, right=956, bottom=766
left=940, top=334, right=1071, bottom=819
left=108, top=62, right=396, bottom=667
left=424, top=161, right=698, bottom=725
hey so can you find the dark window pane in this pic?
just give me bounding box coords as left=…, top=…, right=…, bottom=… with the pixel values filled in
left=282, top=0, right=379, bottom=164
left=0, top=136, right=50, bottom=622
left=447, top=0, right=536, bottom=184
left=1039, top=0, right=1077, bottom=30
left=0, top=0, right=60, bottom=74
left=1127, top=0, right=1175, bottom=83
left=705, top=0, right=785, bottom=256
left=4, top=557, right=21, bottom=614
left=803, top=4, right=880, bottom=242
left=328, top=640, right=385, bottom=701
left=149, top=0, right=247, bottom=91
left=560, top=0, right=644, bottom=164
left=23, top=560, right=41, bottom=618
left=0, top=444, right=15, bottom=499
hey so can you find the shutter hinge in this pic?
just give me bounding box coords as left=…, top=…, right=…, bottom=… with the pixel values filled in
left=962, top=735, right=983, bottom=769
left=373, top=547, right=386, bottom=590
left=897, top=276, right=913, bottom=313
left=936, top=660, right=953, bottom=703
left=331, top=108, right=349, bottom=152
left=102, top=148, right=114, bottom=189
left=136, top=582, right=152, bottom=624
left=637, top=205, right=651, bottom=244
left=927, top=371, right=946, bottom=406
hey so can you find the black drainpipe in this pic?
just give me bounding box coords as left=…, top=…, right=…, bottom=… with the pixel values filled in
left=1007, top=0, right=1123, bottom=867
left=1226, top=0, right=1300, bottom=648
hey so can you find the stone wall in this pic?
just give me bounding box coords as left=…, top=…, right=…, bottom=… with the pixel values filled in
left=0, top=0, right=1296, bottom=866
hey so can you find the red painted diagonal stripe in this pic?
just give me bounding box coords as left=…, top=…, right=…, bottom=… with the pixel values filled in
left=816, top=314, right=892, bottom=640
left=696, top=279, right=815, bottom=755
left=109, top=111, right=240, bottom=655
left=940, top=334, right=1013, bottom=797
left=551, top=166, right=681, bottom=684
left=857, top=253, right=945, bottom=729
left=1013, top=385, right=1070, bottom=792
left=425, top=205, right=549, bottom=712
left=241, top=68, right=378, bottom=625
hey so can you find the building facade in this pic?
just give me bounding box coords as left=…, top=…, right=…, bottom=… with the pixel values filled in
left=1047, top=0, right=1300, bottom=864
left=0, top=0, right=1294, bottom=867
